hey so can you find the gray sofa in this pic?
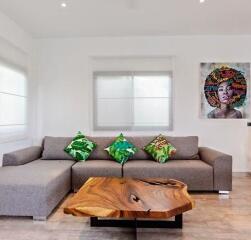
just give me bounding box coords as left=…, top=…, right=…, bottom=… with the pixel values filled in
left=0, top=136, right=232, bottom=220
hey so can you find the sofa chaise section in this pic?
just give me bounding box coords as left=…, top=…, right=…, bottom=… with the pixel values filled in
left=0, top=146, right=75, bottom=220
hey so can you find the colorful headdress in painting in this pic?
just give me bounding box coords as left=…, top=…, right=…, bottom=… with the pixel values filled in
left=204, top=66, right=247, bottom=108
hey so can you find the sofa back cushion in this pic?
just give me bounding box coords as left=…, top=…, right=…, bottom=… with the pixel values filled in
left=127, top=136, right=154, bottom=160
left=127, top=136, right=199, bottom=160
left=87, top=136, right=155, bottom=160
left=87, top=137, right=114, bottom=160
left=88, top=136, right=199, bottom=160
left=41, top=135, right=199, bottom=161
left=165, top=136, right=199, bottom=160
left=42, top=136, right=74, bottom=160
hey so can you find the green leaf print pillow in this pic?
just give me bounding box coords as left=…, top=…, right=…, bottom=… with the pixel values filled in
left=65, top=131, right=96, bottom=161
left=144, top=135, right=176, bottom=163
left=105, top=133, right=138, bottom=164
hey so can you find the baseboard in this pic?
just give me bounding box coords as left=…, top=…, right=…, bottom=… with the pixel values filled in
left=233, top=173, right=251, bottom=178
left=233, top=169, right=251, bottom=173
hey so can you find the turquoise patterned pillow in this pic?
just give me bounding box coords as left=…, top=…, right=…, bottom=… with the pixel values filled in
left=105, top=133, right=138, bottom=164
left=65, top=131, right=96, bottom=161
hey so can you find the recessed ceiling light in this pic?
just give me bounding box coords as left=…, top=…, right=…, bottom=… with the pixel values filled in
left=200, top=0, right=205, bottom=3
left=61, top=2, right=67, bottom=8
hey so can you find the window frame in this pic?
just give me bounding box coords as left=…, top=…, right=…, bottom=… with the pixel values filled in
left=93, top=71, right=173, bottom=131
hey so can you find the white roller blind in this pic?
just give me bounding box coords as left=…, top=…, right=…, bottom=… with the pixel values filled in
left=94, top=72, right=172, bottom=130
left=0, top=63, right=28, bottom=142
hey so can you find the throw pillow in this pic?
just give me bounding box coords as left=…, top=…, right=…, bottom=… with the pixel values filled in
left=64, top=131, right=96, bottom=161
left=105, top=133, right=137, bottom=164
left=144, top=135, right=176, bottom=163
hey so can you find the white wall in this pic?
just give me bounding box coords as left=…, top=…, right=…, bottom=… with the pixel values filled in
left=35, top=35, right=251, bottom=172
left=0, top=11, right=35, bottom=166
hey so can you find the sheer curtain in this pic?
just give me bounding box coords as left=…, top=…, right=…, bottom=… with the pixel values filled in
left=94, top=71, right=172, bottom=130
left=0, top=63, right=28, bottom=143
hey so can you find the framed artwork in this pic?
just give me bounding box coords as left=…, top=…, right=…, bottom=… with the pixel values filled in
left=200, top=63, right=250, bottom=119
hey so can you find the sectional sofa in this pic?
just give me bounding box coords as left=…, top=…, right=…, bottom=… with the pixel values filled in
left=0, top=136, right=232, bottom=220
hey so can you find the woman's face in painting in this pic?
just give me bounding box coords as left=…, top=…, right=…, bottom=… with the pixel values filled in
left=217, top=81, right=234, bottom=104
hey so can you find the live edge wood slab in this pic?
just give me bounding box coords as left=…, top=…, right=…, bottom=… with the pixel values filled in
left=64, top=177, right=194, bottom=225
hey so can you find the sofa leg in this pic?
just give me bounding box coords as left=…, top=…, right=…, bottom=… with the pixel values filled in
left=33, top=216, right=47, bottom=221
left=219, top=191, right=230, bottom=195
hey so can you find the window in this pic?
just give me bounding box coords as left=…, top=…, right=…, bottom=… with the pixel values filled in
left=0, top=63, right=28, bottom=142
left=93, top=71, right=173, bottom=131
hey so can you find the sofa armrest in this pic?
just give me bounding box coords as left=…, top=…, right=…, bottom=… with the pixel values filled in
left=2, top=146, right=42, bottom=167
left=199, top=147, right=232, bottom=191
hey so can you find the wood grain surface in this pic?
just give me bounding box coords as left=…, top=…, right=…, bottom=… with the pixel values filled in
left=64, top=177, right=194, bottom=219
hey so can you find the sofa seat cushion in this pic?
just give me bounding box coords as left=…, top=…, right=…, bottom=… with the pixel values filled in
left=123, top=160, right=213, bottom=191
left=0, top=160, right=75, bottom=217
left=72, top=160, right=122, bottom=191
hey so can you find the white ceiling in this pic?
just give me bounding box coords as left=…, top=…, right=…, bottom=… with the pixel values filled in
left=0, top=0, right=250, bottom=38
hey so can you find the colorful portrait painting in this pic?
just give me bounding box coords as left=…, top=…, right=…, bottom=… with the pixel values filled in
left=201, top=63, right=250, bottom=119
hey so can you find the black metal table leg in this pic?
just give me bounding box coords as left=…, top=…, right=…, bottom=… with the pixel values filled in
left=90, top=217, right=98, bottom=227
left=134, top=218, right=137, bottom=240
left=175, top=214, right=183, bottom=229
left=90, top=214, right=183, bottom=229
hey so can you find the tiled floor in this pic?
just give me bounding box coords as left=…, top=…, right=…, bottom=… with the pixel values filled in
left=0, top=173, right=251, bottom=240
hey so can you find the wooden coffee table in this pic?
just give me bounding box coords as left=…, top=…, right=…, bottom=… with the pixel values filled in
left=64, top=177, right=194, bottom=229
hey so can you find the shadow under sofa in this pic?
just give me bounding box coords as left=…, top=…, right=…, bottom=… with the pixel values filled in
left=0, top=136, right=232, bottom=220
